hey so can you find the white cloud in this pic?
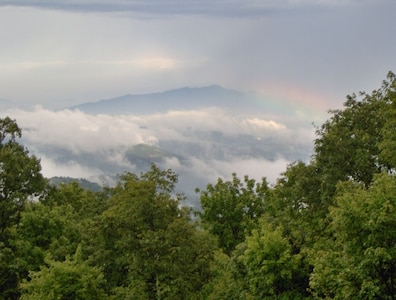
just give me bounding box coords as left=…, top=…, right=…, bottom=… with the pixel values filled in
left=4, top=108, right=152, bottom=154
left=2, top=107, right=315, bottom=153
left=245, top=118, right=286, bottom=131
left=39, top=156, right=103, bottom=179
left=0, top=107, right=315, bottom=189
left=212, top=157, right=290, bottom=184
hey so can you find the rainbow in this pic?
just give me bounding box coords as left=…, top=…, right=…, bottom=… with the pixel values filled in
left=249, top=82, right=338, bottom=124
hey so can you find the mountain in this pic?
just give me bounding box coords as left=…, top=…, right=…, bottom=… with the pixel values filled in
left=125, top=144, right=182, bottom=168
left=68, top=85, right=263, bottom=115
left=49, top=176, right=102, bottom=192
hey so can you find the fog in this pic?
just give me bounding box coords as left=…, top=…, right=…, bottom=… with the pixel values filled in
left=1, top=105, right=317, bottom=206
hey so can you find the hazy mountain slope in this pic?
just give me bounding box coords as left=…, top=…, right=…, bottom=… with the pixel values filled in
left=68, top=85, right=263, bottom=115
left=49, top=176, right=102, bottom=192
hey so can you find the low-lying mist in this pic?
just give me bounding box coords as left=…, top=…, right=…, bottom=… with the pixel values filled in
left=2, top=105, right=316, bottom=207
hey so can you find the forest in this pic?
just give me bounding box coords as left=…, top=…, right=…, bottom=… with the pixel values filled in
left=0, top=72, right=395, bottom=299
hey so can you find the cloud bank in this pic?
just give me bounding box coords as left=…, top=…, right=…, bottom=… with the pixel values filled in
left=1, top=106, right=315, bottom=205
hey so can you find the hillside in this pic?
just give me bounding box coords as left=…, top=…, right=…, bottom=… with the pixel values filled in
left=68, top=85, right=264, bottom=115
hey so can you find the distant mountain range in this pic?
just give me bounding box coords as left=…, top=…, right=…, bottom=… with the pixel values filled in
left=68, top=85, right=265, bottom=115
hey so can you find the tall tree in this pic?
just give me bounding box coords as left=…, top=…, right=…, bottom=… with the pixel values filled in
left=242, top=220, right=310, bottom=299
left=269, top=161, right=323, bottom=247
left=314, top=71, right=396, bottom=199
left=97, top=165, right=216, bottom=299
left=20, top=245, right=107, bottom=300
left=203, top=220, right=310, bottom=300
left=0, top=117, right=46, bottom=299
left=0, top=117, right=46, bottom=235
left=197, top=174, right=269, bottom=254
left=310, top=172, right=396, bottom=299
left=379, top=71, right=396, bottom=170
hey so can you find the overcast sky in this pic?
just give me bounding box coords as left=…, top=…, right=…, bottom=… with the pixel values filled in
left=1, top=0, right=396, bottom=190
left=1, top=0, right=395, bottom=110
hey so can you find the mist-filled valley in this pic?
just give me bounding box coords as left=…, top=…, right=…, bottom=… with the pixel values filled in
left=2, top=86, right=318, bottom=207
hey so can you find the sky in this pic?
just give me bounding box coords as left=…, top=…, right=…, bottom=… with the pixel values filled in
left=0, top=0, right=396, bottom=195
left=1, top=0, right=395, bottom=109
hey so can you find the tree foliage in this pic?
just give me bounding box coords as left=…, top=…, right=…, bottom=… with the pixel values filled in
left=242, top=220, right=309, bottom=299
left=20, top=246, right=107, bottom=300
left=197, top=174, right=269, bottom=254
left=97, top=165, right=216, bottom=298
left=310, top=172, right=396, bottom=299
left=314, top=71, right=396, bottom=193
left=379, top=71, right=396, bottom=169
left=0, top=117, right=46, bottom=235
left=0, top=117, right=46, bottom=299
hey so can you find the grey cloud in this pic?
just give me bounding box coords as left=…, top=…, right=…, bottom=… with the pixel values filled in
left=0, top=0, right=277, bottom=17
left=0, top=0, right=379, bottom=18
left=1, top=1, right=395, bottom=110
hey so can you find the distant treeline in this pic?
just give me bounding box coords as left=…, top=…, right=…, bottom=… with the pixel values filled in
left=49, top=176, right=102, bottom=192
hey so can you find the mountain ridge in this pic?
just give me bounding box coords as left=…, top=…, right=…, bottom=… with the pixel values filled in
left=67, top=85, right=263, bottom=115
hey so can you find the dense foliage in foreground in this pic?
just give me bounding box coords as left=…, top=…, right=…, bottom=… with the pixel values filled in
left=0, top=72, right=395, bottom=299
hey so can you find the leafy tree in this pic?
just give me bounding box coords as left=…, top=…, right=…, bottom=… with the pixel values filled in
left=265, top=163, right=325, bottom=298
left=0, top=117, right=46, bottom=236
left=314, top=71, right=396, bottom=199
left=242, top=220, right=310, bottom=299
left=269, top=161, right=323, bottom=246
left=204, top=220, right=309, bottom=299
left=20, top=245, right=107, bottom=300
left=97, top=165, right=216, bottom=299
left=0, top=117, right=46, bottom=299
left=42, top=181, right=107, bottom=217
left=202, top=244, right=252, bottom=300
left=379, top=71, right=396, bottom=169
left=0, top=243, right=19, bottom=300
left=14, top=201, right=82, bottom=277
left=197, top=174, right=269, bottom=254
left=310, top=172, right=396, bottom=299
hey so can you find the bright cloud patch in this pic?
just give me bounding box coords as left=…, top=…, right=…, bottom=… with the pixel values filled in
left=246, top=118, right=286, bottom=130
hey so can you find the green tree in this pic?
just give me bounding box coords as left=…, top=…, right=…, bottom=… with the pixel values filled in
left=14, top=178, right=111, bottom=299
left=269, top=161, right=323, bottom=246
left=97, top=165, right=216, bottom=299
left=379, top=71, right=396, bottom=169
left=314, top=71, right=396, bottom=199
left=0, top=243, right=19, bottom=300
left=203, top=220, right=310, bottom=299
left=265, top=163, right=325, bottom=298
left=202, top=244, right=252, bottom=300
left=310, top=172, right=396, bottom=299
left=20, top=245, right=107, bottom=299
left=242, top=220, right=309, bottom=299
left=0, top=117, right=46, bottom=299
left=0, top=117, right=46, bottom=236
left=197, top=174, right=269, bottom=254
left=14, top=201, right=82, bottom=277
